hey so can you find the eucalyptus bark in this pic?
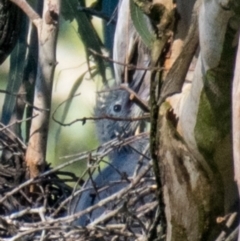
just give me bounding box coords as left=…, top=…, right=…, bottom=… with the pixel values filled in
left=161, top=0, right=240, bottom=240
left=232, top=36, right=240, bottom=186
left=232, top=31, right=240, bottom=241
left=24, top=0, right=60, bottom=178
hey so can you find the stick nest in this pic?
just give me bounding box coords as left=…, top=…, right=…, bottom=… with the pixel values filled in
left=0, top=131, right=160, bottom=241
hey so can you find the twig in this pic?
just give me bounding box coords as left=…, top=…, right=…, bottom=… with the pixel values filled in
left=15, top=163, right=152, bottom=228
left=10, top=0, right=41, bottom=28
left=97, top=84, right=150, bottom=113
left=0, top=133, right=149, bottom=205
left=0, top=114, right=38, bottom=149
left=120, top=84, right=150, bottom=112
left=0, top=89, right=48, bottom=112
left=89, top=49, right=164, bottom=72
left=7, top=207, right=45, bottom=220
left=52, top=93, right=150, bottom=127
left=88, top=206, right=123, bottom=226
left=89, top=225, right=138, bottom=239
left=215, top=212, right=238, bottom=241
left=225, top=227, right=239, bottom=241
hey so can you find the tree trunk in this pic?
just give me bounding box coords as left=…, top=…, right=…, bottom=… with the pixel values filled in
left=24, top=0, right=60, bottom=178
left=162, top=0, right=240, bottom=240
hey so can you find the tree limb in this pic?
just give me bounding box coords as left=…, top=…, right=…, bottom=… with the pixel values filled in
left=9, top=0, right=41, bottom=27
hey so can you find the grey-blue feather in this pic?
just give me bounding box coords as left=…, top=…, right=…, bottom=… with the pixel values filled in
left=70, top=0, right=154, bottom=225
left=73, top=142, right=149, bottom=225
left=70, top=88, right=150, bottom=225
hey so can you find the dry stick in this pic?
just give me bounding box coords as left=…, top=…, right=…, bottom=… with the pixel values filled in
left=52, top=93, right=150, bottom=127
left=97, top=85, right=150, bottom=113
left=89, top=225, right=138, bottom=239
left=225, top=227, right=239, bottom=241
left=120, top=84, right=150, bottom=112
left=137, top=201, right=158, bottom=218
left=8, top=181, right=154, bottom=239
left=83, top=214, right=145, bottom=238
left=133, top=143, right=150, bottom=176
left=5, top=165, right=152, bottom=240
left=59, top=146, right=151, bottom=217
left=8, top=226, right=65, bottom=241
left=8, top=163, right=151, bottom=232
left=62, top=131, right=148, bottom=159
left=215, top=212, right=238, bottom=241
left=88, top=206, right=123, bottom=226
left=67, top=155, right=96, bottom=215
left=10, top=0, right=41, bottom=27
left=87, top=156, right=101, bottom=198
left=125, top=205, right=147, bottom=234
left=0, top=89, right=48, bottom=112
left=128, top=184, right=156, bottom=205
left=0, top=89, right=24, bottom=97
left=89, top=48, right=163, bottom=72
left=0, top=114, right=38, bottom=149
left=24, top=0, right=60, bottom=179
left=68, top=137, right=150, bottom=215
left=0, top=133, right=149, bottom=205
left=100, top=159, right=132, bottom=182
left=37, top=163, right=152, bottom=225
left=0, top=114, right=38, bottom=133
left=67, top=165, right=91, bottom=216
left=66, top=181, right=127, bottom=221
left=105, top=178, right=154, bottom=210
left=53, top=185, right=92, bottom=217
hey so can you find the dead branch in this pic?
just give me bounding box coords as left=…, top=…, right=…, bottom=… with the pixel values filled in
left=10, top=0, right=41, bottom=27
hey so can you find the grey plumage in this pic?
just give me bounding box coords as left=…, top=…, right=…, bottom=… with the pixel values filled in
left=70, top=0, right=154, bottom=226
left=71, top=87, right=150, bottom=226
left=95, top=88, right=143, bottom=144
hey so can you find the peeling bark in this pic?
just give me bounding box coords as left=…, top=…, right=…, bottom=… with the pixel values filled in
left=232, top=32, right=240, bottom=241
left=159, top=0, right=240, bottom=240
left=159, top=105, right=219, bottom=241
left=25, top=0, right=60, bottom=178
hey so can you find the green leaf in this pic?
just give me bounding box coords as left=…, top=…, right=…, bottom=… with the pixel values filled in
left=130, top=0, right=156, bottom=49
left=61, top=0, right=107, bottom=83
left=1, top=15, right=28, bottom=126
left=61, top=0, right=85, bottom=22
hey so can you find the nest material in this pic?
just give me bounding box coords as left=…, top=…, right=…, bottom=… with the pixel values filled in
left=0, top=131, right=161, bottom=241
left=1, top=122, right=237, bottom=241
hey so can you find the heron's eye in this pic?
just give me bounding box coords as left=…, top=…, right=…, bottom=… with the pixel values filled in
left=113, top=104, right=121, bottom=112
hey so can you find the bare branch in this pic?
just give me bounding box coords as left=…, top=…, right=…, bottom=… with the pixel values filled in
left=0, top=132, right=149, bottom=205
left=10, top=0, right=41, bottom=28
left=89, top=49, right=163, bottom=72
left=25, top=0, right=60, bottom=179
left=52, top=93, right=150, bottom=127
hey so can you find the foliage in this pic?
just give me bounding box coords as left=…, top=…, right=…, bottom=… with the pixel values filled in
left=0, top=0, right=240, bottom=240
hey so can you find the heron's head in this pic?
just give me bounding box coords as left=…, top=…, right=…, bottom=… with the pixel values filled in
left=94, top=88, right=142, bottom=144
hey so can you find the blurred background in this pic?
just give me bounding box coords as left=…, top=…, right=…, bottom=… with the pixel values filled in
left=0, top=0, right=118, bottom=177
